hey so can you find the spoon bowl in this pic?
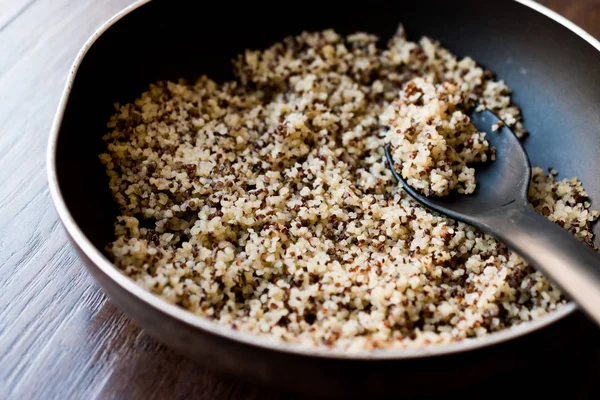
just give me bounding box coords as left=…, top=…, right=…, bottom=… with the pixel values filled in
left=385, top=109, right=532, bottom=221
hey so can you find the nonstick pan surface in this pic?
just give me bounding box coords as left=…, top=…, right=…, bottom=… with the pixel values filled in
left=48, top=0, right=600, bottom=396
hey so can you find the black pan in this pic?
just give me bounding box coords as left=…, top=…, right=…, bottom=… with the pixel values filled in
left=47, top=0, right=600, bottom=397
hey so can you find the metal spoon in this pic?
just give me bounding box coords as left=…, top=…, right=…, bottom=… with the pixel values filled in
left=384, top=108, right=600, bottom=325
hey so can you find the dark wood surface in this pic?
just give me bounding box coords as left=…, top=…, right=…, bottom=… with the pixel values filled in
left=1, top=1, right=599, bottom=399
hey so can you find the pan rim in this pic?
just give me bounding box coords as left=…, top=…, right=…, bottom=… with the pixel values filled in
left=47, top=0, right=596, bottom=360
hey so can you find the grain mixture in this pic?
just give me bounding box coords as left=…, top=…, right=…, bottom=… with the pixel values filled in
left=382, top=78, right=493, bottom=196
left=100, top=26, right=598, bottom=351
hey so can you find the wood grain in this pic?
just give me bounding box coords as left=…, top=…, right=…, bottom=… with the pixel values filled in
left=0, top=1, right=599, bottom=399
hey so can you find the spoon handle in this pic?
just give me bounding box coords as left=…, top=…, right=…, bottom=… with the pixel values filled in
left=484, top=202, right=600, bottom=325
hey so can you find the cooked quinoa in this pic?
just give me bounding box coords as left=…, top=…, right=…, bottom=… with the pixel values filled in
left=382, top=77, right=492, bottom=196
left=100, top=26, right=598, bottom=351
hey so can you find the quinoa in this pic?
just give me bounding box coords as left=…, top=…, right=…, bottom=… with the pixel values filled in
left=100, top=26, right=598, bottom=352
left=382, top=78, right=492, bottom=196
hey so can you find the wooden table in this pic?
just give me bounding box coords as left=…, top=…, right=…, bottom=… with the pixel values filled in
left=1, top=1, right=599, bottom=399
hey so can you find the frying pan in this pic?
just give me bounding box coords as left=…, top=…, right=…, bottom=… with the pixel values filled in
left=47, top=0, right=600, bottom=397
